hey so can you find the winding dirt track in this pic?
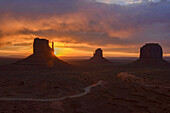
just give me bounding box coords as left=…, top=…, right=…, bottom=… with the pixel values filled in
left=0, top=72, right=169, bottom=102
left=0, top=81, right=103, bottom=102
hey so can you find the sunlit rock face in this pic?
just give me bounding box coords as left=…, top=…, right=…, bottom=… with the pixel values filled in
left=140, top=43, right=163, bottom=59
left=88, top=48, right=112, bottom=64
left=132, top=43, right=169, bottom=67
left=15, top=38, right=69, bottom=68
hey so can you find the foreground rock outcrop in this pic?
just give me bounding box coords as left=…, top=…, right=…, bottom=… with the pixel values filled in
left=15, top=38, right=69, bottom=68
left=88, top=48, right=112, bottom=64
left=132, top=43, right=169, bottom=67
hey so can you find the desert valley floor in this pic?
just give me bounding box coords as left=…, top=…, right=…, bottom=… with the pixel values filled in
left=0, top=59, right=170, bottom=113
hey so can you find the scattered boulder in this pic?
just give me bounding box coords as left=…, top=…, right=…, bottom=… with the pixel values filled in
left=15, top=38, right=69, bottom=68
left=87, top=48, right=112, bottom=64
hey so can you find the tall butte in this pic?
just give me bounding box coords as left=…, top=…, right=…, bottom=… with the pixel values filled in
left=132, top=43, right=169, bottom=66
left=88, top=48, right=112, bottom=64
left=15, top=38, right=68, bottom=67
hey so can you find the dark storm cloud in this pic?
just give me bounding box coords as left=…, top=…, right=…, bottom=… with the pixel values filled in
left=0, top=42, right=12, bottom=47
left=13, top=42, right=32, bottom=46
left=0, top=30, right=3, bottom=38
left=0, top=0, right=81, bottom=15
left=1, top=0, right=170, bottom=35
left=18, top=28, right=141, bottom=46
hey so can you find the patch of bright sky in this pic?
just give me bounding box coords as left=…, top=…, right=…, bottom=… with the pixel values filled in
left=96, top=0, right=161, bottom=5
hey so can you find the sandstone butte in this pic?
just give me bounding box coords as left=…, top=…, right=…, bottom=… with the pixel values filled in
left=15, top=38, right=69, bottom=68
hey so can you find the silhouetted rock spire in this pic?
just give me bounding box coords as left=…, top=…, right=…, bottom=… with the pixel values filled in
left=52, top=42, right=54, bottom=53
left=88, top=48, right=112, bottom=64
left=94, top=48, right=103, bottom=58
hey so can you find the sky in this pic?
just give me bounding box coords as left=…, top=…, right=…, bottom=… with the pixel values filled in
left=0, top=0, right=170, bottom=58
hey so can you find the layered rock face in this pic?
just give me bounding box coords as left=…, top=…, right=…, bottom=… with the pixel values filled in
left=133, top=43, right=169, bottom=66
left=88, top=48, right=112, bottom=64
left=140, top=43, right=163, bottom=59
left=15, top=38, right=68, bottom=68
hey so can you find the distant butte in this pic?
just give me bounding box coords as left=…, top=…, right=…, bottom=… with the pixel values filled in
left=132, top=43, right=169, bottom=67
left=140, top=43, right=163, bottom=59
left=88, top=48, right=112, bottom=64
left=15, top=38, right=69, bottom=68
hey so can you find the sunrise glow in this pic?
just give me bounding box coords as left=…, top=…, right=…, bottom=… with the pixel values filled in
left=0, top=0, right=170, bottom=58
left=0, top=1, right=169, bottom=113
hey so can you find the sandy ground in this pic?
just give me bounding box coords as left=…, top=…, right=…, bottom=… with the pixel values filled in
left=0, top=65, right=169, bottom=113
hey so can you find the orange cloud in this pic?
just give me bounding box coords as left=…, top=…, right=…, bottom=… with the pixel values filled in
left=0, top=0, right=170, bottom=57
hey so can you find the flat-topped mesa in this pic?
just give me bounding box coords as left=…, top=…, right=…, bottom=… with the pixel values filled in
left=140, top=43, right=163, bottom=59
left=33, top=38, right=54, bottom=56
left=94, top=48, right=103, bottom=58
left=131, top=43, right=169, bottom=67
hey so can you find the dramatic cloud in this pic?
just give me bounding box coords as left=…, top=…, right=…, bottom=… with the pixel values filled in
left=0, top=0, right=170, bottom=57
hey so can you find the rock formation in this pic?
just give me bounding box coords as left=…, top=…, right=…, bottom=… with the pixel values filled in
left=88, top=48, right=112, bottom=64
left=94, top=48, right=103, bottom=58
left=15, top=38, right=69, bottom=68
left=132, top=43, right=169, bottom=67
left=140, top=43, right=163, bottom=59
left=33, top=38, right=54, bottom=55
